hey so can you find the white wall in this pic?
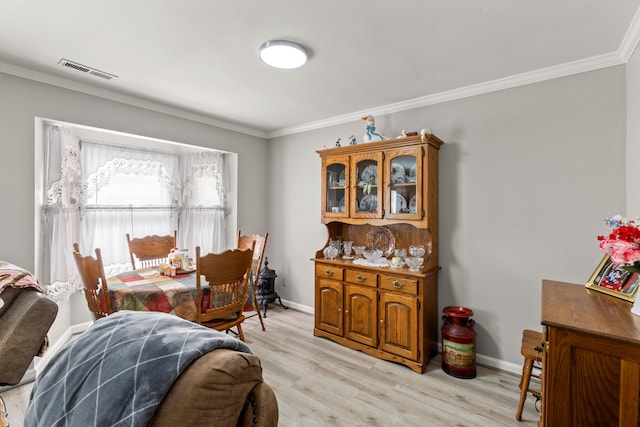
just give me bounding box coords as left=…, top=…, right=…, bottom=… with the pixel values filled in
left=0, top=72, right=269, bottom=344
left=268, top=65, right=627, bottom=367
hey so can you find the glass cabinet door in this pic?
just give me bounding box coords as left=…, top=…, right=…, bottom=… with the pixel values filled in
left=384, top=147, right=423, bottom=220
left=351, top=152, right=383, bottom=218
left=322, top=156, right=349, bottom=218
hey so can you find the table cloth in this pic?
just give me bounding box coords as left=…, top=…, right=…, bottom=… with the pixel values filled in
left=107, top=268, right=208, bottom=321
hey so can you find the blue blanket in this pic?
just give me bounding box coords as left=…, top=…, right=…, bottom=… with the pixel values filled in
left=25, top=311, right=252, bottom=427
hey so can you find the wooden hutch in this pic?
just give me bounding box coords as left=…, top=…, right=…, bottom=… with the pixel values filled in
left=313, top=133, right=443, bottom=373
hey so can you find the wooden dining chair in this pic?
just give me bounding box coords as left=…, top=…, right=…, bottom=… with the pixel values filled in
left=72, top=243, right=113, bottom=319
left=195, top=244, right=254, bottom=341
left=126, top=230, right=177, bottom=269
left=237, top=230, right=269, bottom=331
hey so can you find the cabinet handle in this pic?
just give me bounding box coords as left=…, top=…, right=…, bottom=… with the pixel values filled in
left=325, top=269, right=333, bottom=276
left=392, top=280, right=404, bottom=289
left=356, top=274, right=366, bottom=282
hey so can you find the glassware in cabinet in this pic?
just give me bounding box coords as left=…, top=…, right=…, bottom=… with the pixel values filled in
left=385, top=147, right=423, bottom=220
left=322, top=156, right=349, bottom=218
left=351, top=152, right=383, bottom=218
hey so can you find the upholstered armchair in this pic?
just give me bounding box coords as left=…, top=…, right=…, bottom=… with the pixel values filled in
left=0, top=267, right=58, bottom=387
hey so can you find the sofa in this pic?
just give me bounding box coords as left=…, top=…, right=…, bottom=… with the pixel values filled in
left=149, top=348, right=279, bottom=427
left=25, top=311, right=278, bottom=427
left=0, top=286, right=58, bottom=387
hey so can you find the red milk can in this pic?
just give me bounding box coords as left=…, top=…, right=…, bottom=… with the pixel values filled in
left=441, top=306, right=477, bottom=379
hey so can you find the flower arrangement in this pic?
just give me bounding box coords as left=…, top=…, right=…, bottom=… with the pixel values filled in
left=598, top=215, right=640, bottom=274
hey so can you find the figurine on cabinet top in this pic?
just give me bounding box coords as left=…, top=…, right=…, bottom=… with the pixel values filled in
left=362, top=115, right=385, bottom=142
left=335, top=137, right=341, bottom=147
left=348, top=134, right=356, bottom=146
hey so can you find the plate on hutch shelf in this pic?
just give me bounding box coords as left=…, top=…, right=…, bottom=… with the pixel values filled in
left=338, top=169, right=346, bottom=186
left=360, top=165, right=377, bottom=184
left=395, top=193, right=407, bottom=212
left=391, top=163, right=406, bottom=184
left=359, top=195, right=377, bottom=212
left=409, top=195, right=417, bottom=213
left=366, top=227, right=395, bottom=258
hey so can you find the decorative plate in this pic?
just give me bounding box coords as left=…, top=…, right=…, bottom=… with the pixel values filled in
left=409, top=163, right=416, bottom=177
left=409, top=195, right=417, bottom=213
left=360, top=164, right=377, bottom=185
left=339, top=197, right=345, bottom=211
left=391, top=162, right=406, bottom=184
left=394, top=193, right=407, bottom=213
left=359, top=195, right=377, bottom=212
left=338, top=169, right=346, bottom=186
left=366, top=227, right=395, bottom=257
left=391, top=162, right=405, bottom=176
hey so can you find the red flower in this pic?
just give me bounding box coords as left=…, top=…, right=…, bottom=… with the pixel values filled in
left=609, top=225, right=640, bottom=243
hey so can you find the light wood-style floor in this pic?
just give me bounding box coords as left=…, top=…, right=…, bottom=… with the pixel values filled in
left=1, top=307, right=540, bottom=426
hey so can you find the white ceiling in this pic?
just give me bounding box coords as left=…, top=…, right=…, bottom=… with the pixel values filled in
left=1, top=1, right=640, bottom=138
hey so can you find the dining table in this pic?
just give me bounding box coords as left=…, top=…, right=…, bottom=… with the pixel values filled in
left=106, top=267, right=209, bottom=321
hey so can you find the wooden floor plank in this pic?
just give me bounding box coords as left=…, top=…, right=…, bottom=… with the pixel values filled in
left=1, top=307, right=541, bottom=426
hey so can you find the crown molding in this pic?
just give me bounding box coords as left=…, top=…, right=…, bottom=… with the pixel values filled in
left=2, top=29, right=638, bottom=143
left=619, top=4, right=640, bottom=62
left=267, top=51, right=626, bottom=139
left=0, top=61, right=268, bottom=139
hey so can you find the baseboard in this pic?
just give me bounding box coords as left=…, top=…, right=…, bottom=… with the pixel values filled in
left=279, top=299, right=313, bottom=314
left=35, top=320, right=93, bottom=375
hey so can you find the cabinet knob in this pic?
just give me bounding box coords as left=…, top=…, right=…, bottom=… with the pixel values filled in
left=325, top=269, right=333, bottom=276
left=392, top=280, right=404, bottom=289
left=356, top=274, right=366, bottom=282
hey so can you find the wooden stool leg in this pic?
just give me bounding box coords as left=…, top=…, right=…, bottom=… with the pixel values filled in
left=516, top=358, right=534, bottom=421
left=253, top=288, right=266, bottom=331
left=0, top=395, right=9, bottom=427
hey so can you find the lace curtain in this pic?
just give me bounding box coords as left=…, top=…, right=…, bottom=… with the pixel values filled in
left=79, top=141, right=181, bottom=270
left=41, top=124, right=227, bottom=302
left=42, top=126, right=82, bottom=300
left=179, top=151, right=227, bottom=254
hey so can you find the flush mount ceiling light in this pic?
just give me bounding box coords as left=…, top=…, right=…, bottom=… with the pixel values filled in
left=259, top=40, right=308, bottom=69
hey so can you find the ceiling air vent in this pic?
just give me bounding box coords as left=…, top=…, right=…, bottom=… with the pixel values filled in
left=57, top=58, right=118, bottom=80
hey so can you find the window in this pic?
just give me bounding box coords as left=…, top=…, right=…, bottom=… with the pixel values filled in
left=38, top=120, right=234, bottom=301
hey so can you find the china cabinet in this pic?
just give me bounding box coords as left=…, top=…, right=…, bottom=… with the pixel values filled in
left=314, top=133, right=443, bottom=373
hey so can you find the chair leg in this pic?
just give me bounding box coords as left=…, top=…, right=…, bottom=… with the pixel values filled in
left=237, top=323, right=245, bottom=342
left=516, top=358, right=534, bottom=421
left=253, top=289, right=266, bottom=331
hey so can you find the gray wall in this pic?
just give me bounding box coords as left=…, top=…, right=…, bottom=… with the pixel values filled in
left=0, top=72, right=269, bottom=343
left=268, top=65, right=627, bottom=368
left=628, top=46, right=640, bottom=214
left=1, top=61, right=631, bottom=370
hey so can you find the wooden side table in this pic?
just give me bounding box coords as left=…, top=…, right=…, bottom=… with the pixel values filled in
left=541, top=280, right=640, bottom=426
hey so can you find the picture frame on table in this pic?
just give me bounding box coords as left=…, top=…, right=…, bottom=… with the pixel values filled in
left=586, top=255, right=640, bottom=302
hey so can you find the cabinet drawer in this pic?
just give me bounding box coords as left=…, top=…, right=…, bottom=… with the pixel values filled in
left=316, top=265, right=344, bottom=280
left=345, top=269, right=377, bottom=287
left=380, top=275, right=418, bottom=295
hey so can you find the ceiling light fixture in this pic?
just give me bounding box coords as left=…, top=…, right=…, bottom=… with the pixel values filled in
left=258, top=40, right=308, bottom=69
